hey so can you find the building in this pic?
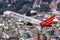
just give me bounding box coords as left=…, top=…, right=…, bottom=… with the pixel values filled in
left=5, top=0, right=19, bottom=4
left=0, top=0, right=5, bottom=3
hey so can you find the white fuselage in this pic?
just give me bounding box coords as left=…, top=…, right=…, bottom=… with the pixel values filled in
left=4, top=11, right=42, bottom=25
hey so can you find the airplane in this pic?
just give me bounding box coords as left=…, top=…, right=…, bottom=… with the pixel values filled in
left=3, top=11, right=55, bottom=27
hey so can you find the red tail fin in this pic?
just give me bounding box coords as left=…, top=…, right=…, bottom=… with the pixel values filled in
left=40, top=16, right=55, bottom=27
